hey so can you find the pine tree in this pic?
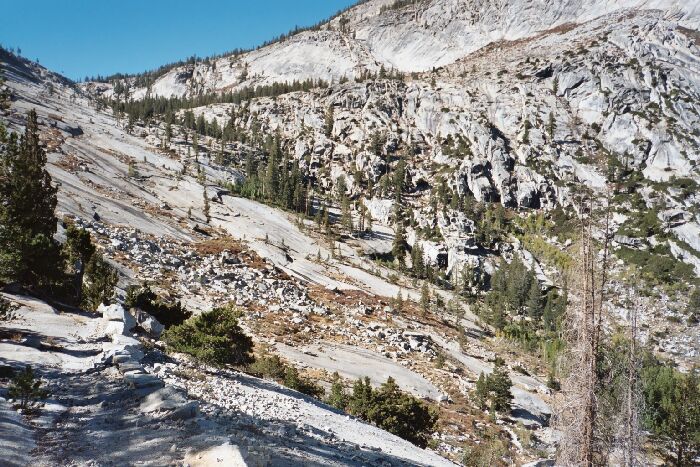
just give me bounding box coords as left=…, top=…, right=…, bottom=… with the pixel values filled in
left=192, top=132, right=199, bottom=160
left=292, top=164, right=305, bottom=213
left=340, top=189, right=353, bottom=233
left=420, top=283, right=430, bottom=316
left=81, top=253, right=118, bottom=311
left=8, top=365, right=47, bottom=410
left=64, top=224, right=96, bottom=304
left=126, top=113, right=135, bottom=134
left=686, top=287, right=700, bottom=324
left=265, top=148, right=279, bottom=201
left=547, top=111, right=556, bottom=140
left=392, top=222, right=408, bottom=269
left=367, top=376, right=438, bottom=449
left=0, top=109, right=63, bottom=290
left=488, top=358, right=513, bottom=414
left=324, top=105, right=334, bottom=138
left=0, top=66, right=10, bottom=112
left=127, top=160, right=138, bottom=178
left=411, top=243, right=425, bottom=278
left=526, top=278, right=543, bottom=322
left=165, top=122, right=173, bottom=148
left=326, top=372, right=348, bottom=411
left=245, top=151, right=257, bottom=178
left=643, top=365, right=700, bottom=466
left=349, top=376, right=373, bottom=419
left=393, top=158, right=406, bottom=203
left=196, top=113, right=206, bottom=135
left=394, top=289, right=404, bottom=313
left=474, top=372, right=488, bottom=410
left=543, top=289, right=565, bottom=332
left=203, top=188, right=211, bottom=223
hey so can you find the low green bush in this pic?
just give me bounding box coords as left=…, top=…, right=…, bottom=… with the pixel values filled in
left=247, top=352, right=324, bottom=398
left=617, top=246, right=695, bottom=286
left=348, top=376, right=438, bottom=448
left=8, top=365, right=48, bottom=410
left=125, top=283, right=191, bottom=327
left=162, top=305, right=253, bottom=366
left=283, top=366, right=324, bottom=398
left=247, top=353, right=287, bottom=381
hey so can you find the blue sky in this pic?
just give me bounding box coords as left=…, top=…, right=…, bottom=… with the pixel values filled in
left=0, top=0, right=357, bottom=81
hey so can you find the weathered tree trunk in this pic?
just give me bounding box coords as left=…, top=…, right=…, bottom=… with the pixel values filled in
left=555, top=192, right=613, bottom=466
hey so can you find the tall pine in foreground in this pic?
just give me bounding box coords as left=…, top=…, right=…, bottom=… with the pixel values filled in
left=0, top=109, right=63, bottom=290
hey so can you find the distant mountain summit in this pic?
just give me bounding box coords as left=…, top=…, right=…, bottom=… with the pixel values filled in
left=84, top=0, right=700, bottom=99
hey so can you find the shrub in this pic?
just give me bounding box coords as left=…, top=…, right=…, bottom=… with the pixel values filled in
left=368, top=377, right=439, bottom=448
left=687, top=288, right=700, bottom=324
left=63, top=223, right=96, bottom=303
left=247, top=352, right=324, bottom=398
left=81, top=253, right=118, bottom=311
left=283, top=366, right=324, bottom=398
left=326, top=371, right=348, bottom=410
left=473, top=358, right=513, bottom=415
left=8, top=365, right=48, bottom=410
left=125, top=283, right=191, bottom=327
left=617, top=246, right=695, bottom=286
left=348, top=376, right=438, bottom=448
left=247, top=353, right=287, bottom=380
left=462, top=436, right=510, bottom=466
left=642, top=359, right=700, bottom=465
left=348, top=376, right=373, bottom=418
left=162, top=305, right=254, bottom=366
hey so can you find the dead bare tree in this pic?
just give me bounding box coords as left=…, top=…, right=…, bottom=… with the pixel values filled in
left=555, top=189, right=613, bottom=466
left=619, top=295, right=644, bottom=467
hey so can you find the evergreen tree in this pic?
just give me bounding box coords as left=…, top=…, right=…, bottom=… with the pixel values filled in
left=543, top=289, right=565, bottom=332
left=64, top=224, right=96, bottom=303
left=192, top=132, right=199, bottom=160
left=196, top=113, right=206, bottom=135
left=162, top=305, right=254, bottom=366
left=420, top=282, right=430, bottom=315
left=547, top=111, right=556, bottom=140
left=126, top=113, right=135, bottom=134
left=0, top=110, right=63, bottom=290
left=341, top=196, right=353, bottom=233
left=394, top=289, right=404, bottom=313
left=392, top=222, right=408, bottom=268
left=525, top=278, right=543, bottom=321
left=367, top=377, right=438, bottom=449
left=488, top=358, right=513, bottom=414
left=474, top=372, right=488, bottom=410
left=411, top=243, right=424, bottom=278
left=203, top=188, right=211, bottom=223
left=370, top=131, right=384, bottom=157
left=0, top=66, right=10, bottom=112
left=349, top=376, right=373, bottom=419
left=393, top=158, right=407, bottom=203
left=265, top=148, right=279, bottom=200
left=245, top=151, right=257, bottom=178
left=292, top=164, right=306, bottom=213
left=81, top=253, right=118, bottom=311
left=326, top=372, right=348, bottom=411
left=643, top=365, right=700, bottom=465
left=324, top=105, right=334, bottom=138
left=8, top=365, right=47, bottom=410
left=686, top=288, right=700, bottom=324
